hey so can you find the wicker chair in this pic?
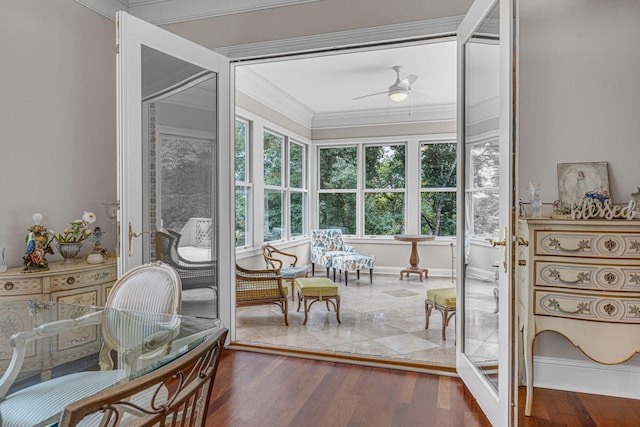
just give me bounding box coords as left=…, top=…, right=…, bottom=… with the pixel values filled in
left=235, top=264, right=289, bottom=326
left=155, top=229, right=217, bottom=294
left=262, top=244, right=308, bottom=301
left=59, top=328, right=228, bottom=426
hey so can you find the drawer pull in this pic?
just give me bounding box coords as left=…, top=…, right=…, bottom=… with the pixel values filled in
left=548, top=237, right=590, bottom=252
left=66, top=277, right=76, bottom=285
left=548, top=268, right=590, bottom=284
left=547, top=298, right=590, bottom=314
left=4, top=281, right=14, bottom=291
left=603, top=239, right=618, bottom=252
left=602, top=303, right=617, bottom=316
left=603, top=272, right=618, bottom=285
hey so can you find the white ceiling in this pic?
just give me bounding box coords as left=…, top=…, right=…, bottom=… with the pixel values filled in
left=239, top=41, right=456, bottom=114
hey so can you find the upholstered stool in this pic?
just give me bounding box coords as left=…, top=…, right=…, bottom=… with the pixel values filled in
left=294, top=277, right=341, bottom=325
left=425, top=287, right=456, bottom=340
left=330, top=254, right=374, bottom=286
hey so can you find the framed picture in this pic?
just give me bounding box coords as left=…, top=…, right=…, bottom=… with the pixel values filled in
left=557, top=162, right=610, bottom=209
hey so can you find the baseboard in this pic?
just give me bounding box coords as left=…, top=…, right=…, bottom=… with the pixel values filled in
left=534, top=356, right=640, bottom=399
left=357, top=266, right=455, bottom=280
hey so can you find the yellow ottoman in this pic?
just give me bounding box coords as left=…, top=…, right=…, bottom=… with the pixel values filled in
left=294, top=277, right=341, bottom=325
left=425, top=287, right=456, bottom=340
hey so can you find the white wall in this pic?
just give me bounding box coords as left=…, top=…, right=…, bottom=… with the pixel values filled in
left=519, top=0, right=640, bottom=377
left=1, top=0, right=116, bottom=267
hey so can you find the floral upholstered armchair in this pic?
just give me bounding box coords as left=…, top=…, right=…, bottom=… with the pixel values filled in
left=310, top=229, right=356, bottom=276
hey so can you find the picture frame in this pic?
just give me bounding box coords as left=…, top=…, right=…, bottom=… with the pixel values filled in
left=557, top=162, right=611, bottom=210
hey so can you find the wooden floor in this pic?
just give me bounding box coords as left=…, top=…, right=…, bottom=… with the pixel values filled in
left=206, top=350, right=640, bottom=427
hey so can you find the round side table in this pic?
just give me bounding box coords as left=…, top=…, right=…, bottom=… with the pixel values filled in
left=393, top=234, right=435, bottom=281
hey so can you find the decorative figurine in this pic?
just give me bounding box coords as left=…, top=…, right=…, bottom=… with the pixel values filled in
left=23, top=213, right=53, bottom=272
left=528, top=182, right=543, bottom=218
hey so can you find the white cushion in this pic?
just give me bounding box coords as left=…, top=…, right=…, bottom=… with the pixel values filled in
left=0, top=370, right=124, bottom=427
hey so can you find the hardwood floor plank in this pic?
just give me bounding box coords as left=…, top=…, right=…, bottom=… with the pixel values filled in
left=207, top=350, right=638, bottom=427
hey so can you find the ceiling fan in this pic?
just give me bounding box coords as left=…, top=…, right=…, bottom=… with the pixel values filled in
left=353, top=66, right=419, bottom=103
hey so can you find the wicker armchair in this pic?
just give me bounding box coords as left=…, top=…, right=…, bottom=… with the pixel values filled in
left=235, top=264, right=289, bottom=326
left=262, top=244, right=308, bottom=301
left=155, top=229, right=217, bottom=294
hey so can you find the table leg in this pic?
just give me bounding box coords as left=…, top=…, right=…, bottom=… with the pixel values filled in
left=400, top=240, right=428, bottom=281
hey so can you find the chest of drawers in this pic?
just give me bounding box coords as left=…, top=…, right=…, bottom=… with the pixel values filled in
left=518, top=218, right=640, bottom=416
left=0, top=258, right=117, bottom=372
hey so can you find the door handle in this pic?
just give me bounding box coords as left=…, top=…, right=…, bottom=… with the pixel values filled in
left=488, top=227, right=508, bottom=273
left=128, top=222, right=151, bottom=257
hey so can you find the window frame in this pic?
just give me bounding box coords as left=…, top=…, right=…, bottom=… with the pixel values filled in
left=316, top=135, right=457, bottom=239
left=420, top=139, right=457, bottom=237
left=465, top=136, right=500, bottom=240
left=234, top=117, right=252, bottom=248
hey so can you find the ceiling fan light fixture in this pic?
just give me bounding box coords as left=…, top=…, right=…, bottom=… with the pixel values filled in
left=389, top=87, right=408, bottom=102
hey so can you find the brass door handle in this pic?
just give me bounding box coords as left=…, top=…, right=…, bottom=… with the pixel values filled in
left=488, top=227, right=508, bottom=273
left=128, top=222, right=151, bottom=257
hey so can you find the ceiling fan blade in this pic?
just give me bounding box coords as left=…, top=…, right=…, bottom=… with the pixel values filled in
left=398, top=74, right=418, bottom=89
left=352, top=91, right=388, bottom=101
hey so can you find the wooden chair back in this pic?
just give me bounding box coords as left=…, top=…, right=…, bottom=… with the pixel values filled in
left=59, top=328, right=228, bottom=426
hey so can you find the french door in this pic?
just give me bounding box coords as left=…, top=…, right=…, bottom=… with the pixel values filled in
left=456, top=0, right=517, bottom=425
left=116, top=11, right=233, bottom=328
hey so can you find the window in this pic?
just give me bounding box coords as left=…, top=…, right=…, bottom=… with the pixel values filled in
left=317, top=138, right=458, bottom=239
left=263, top=130, right=284, bottom=241
left=234, top=118, right=251, bottom=247
left=318, top=146, right=358, bottom=234
left=467, top=139, right=499, bottom=238
left=364, top=144, right=405, bottom=236
left=264, top=130, right=308, bottom=242
left=421, top=142, right=456, bottom=236
left=289, top=141, right=307, bottom=237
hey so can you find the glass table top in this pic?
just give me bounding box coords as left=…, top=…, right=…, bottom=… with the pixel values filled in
left=0, top=300, right=223, bottom=426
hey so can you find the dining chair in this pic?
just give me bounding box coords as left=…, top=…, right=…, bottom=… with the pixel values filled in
left=0, top=261, right=183, bottom=427
left=59, top=327, right=228, bottom=426
left=99, top=260, right=183, bottom=372
left=262, top=244, right=308, bottom=301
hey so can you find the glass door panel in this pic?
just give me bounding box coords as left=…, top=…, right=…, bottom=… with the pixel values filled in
left=456, top=0, right=516, bottom=425
left=116, top=12, right=232, bottom=324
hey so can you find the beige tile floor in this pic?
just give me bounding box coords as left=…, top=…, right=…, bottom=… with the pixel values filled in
left=235, top=272, right=499, bottom=368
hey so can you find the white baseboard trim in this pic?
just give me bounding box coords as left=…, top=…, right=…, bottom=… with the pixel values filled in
left=534, top=356, right=640, bottom=399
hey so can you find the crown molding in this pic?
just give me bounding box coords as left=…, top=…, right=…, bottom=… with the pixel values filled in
left=217, top=16, right=463, bottom=60
left=74, top=0, right=125, bottom=21
left=311, top=103, right=456, bottom=129
left=236, top=68, right=315, bottom=128
left=74, top=0, right=322, bottom=24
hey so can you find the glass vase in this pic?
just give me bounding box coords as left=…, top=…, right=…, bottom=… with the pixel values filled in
left=57, top=242, right=83, bottom=265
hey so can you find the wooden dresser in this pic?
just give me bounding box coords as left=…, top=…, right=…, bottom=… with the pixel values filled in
left=0, top=258, right=117, bottom=372
left=518, top=218, right=640, bottom=416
